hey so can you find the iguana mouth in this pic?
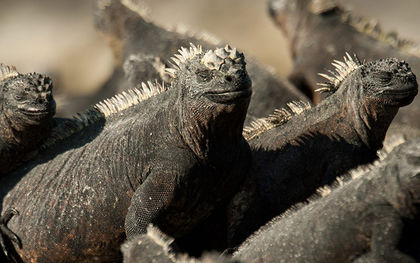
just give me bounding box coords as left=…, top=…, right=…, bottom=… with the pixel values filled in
left=19, top=108, right=51, bottom=116
left=382, top=83, right=418, bottom=106
left=204, top=87, right=252, bottom=104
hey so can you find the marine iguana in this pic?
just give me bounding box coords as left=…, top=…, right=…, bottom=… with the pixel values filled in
left=59, top=0, right=309, bottom=125
left=174, top=54, right=418, bottom=254
left=0, top=44, right=252, bottom=262
left=234, top=138, right=420, bottom=263
left=268, top=0, right=420, bottom=132
left=0, top=64, right=56, bottom=175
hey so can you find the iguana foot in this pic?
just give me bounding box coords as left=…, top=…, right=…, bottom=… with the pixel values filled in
left=0, top=208, right=22, bottom=258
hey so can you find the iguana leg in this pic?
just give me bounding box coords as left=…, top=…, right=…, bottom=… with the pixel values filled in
left=0, top=208, right=22, bottom=258
left=352, top=208, right=415, bottom=263
left=125, top=174, right=176, bottom=240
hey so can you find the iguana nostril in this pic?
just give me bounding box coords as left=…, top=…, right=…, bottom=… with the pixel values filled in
left=37, top=98, right=43, bottom=104
left=225, top=76, right=233, bottom=82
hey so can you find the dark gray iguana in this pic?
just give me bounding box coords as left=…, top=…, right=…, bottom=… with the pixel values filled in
left=234, top=138, right=420, bottom=263
left=174, top=54, right=418, bottom=253
left=268, top=0, right=420, bottom=136
left=230, top=55, right=418, bottom=246
left=58, top=0, right=309, bottom=126
left=0, top=64, right=56, bottom=175
left=0, top=44, right=252, bottom=262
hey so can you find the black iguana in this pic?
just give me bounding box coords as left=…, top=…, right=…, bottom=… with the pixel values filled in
left=268, top=0, right=420, bottom=136
left=0, top=44, right=252, bottom=262
left=174, top=54, right=418, bottom=254
left=58, top=0, right=309, bottom=126
left=0, top=64, right=56, bottom=175
left=234, top=138, right=420, bottom=263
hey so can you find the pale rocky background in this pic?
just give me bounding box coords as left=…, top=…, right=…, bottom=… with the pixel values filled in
left=0, top=0, right=419, bottom=98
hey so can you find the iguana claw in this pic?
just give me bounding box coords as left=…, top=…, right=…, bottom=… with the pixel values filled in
left=0, top=208, right=22, bottom=258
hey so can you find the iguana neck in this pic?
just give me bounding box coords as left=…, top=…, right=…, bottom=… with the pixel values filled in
left=171, top=98, right=247, bottom=164
left=288, top=91, right=393, bottom=150
left=322, top=91, right=396, bottom=150
left=0, top=112, right=50, bottom=147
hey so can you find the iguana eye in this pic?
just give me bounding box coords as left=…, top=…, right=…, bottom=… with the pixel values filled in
left=196, top=69, right=213, bottom=82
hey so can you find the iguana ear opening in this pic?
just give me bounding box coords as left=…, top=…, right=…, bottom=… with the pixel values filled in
left=309, top=0, right=338, bottom=15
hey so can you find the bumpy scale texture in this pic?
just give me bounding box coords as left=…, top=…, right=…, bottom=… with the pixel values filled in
left=234, top=138, right=420, bottom=263
left=174, top=55, right=418, bottom=254
left=230, top=55, right=418, bottom=246
left=0, top=44, right=252, bottom=262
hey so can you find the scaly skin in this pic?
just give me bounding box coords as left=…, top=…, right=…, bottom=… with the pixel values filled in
left=0, top=45, right=252, bottom=262
left=0, top=64, right=56, bottom=176
left=268, top=0, right=420, bottom=134
left=234, top=138, right=420, bottom=263
left=174, top=55, right=418, bottom=254
left=58, top=0, right=309, bottom=126
left=229, top=56, right=418, bottom=246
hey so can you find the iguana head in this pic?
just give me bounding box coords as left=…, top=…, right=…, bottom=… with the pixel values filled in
left=0, top=66, right=56, bottom=126
left=318, top=54, right=418, bottom=107
left=166, top=44, right=252, bottom=158
left=318, top=54, right=417, bottom=148
left=358, top=58, right=418, bottom=106
left=167, top=44, right=251, bottom=105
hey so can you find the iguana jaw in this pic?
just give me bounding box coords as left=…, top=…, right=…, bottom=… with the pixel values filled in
left=204, top=87, right=252, bottom=104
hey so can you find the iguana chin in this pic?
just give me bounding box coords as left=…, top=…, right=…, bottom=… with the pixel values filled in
left=0, top=44, right=252, bottom=262
left=234, top=138, right=420, bottom=263
left=0, top=64, right=55, bottom=175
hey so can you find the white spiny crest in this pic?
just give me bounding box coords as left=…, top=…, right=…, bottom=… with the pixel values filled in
left=164, top=43, right=203, bottom=78
left=315, top=52, right=361, bottom=93
left=0, top=63, right=19, bottom=82
left=341, top=11, right=420, bottom=57
left=95, top=80, right=166, bottom=117
left=41, top=80, right=166, bottom=150
left=243, top=101, right=311, bottom=141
